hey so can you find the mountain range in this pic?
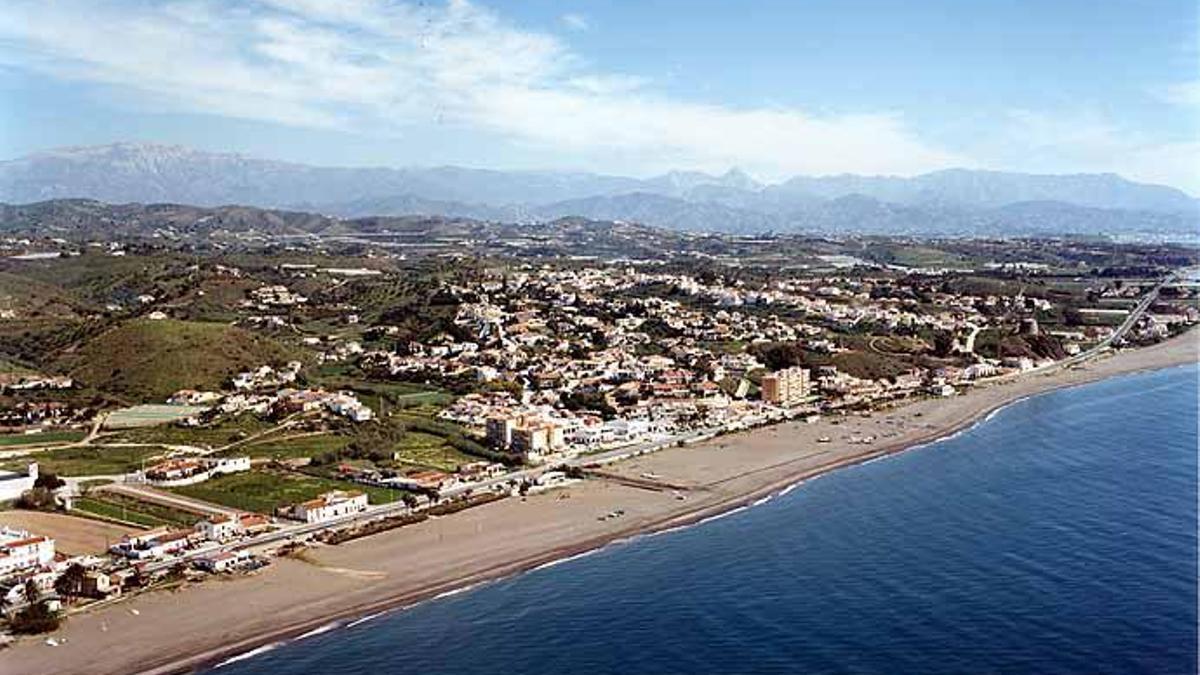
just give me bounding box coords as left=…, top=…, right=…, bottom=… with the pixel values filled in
left=1, top=142, right=1196, bottom=236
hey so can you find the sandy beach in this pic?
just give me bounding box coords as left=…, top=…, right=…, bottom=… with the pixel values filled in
left=4, top=331, right=1197, bottom=675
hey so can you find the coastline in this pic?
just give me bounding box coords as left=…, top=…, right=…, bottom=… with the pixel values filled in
left=5, top=331, right=1197, bottom=675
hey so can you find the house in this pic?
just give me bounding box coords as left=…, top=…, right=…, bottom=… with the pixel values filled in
left=0, top=463, right=38, bottom=502
left=144, top=456, right=250, bottom=486
left=288, top=490, right=368, bottom=524
left=195, top=515, right=242, bottom=541
left=210, top=457, right=251, bottom=475
left=0, top=527, right=55, bottom=576
left=238, top=512, right=271, bottom=534
left=110, top=527, right=193, bottom=560
left=194, top=551, right=244, bottom=573
left=145, top=458, right=205, bottom=482
left=81, top=569, right=121, bottom=598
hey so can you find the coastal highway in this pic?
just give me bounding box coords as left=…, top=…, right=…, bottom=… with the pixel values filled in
left=1025, top=273, right=1167, bottom=377
left=134, top=427, right=724, bottom=574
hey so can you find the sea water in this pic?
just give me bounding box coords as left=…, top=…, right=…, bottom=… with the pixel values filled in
left=216, top=364, right=1198, bottom=674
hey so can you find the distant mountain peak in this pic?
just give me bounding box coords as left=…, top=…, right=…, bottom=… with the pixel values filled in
left=0, top=142, right=1195, bottom=235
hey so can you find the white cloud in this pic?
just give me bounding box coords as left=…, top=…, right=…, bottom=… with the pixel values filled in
left=561, top=13, right=589, bottom=31
left=2, top=0, right=1190, bottom=191
left=982, top=109, right=1199, bottom=194
left=1156, top=80, right=1200, bottom=108
left=0, top=0, right=971, bottom=179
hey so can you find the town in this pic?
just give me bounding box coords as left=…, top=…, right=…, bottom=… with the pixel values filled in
left=0, top=222, right=1196, bottom=640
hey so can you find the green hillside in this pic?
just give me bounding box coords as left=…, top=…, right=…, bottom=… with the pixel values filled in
left=57, top=319, right=300, bottom=402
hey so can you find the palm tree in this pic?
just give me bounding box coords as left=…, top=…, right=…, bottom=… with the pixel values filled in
left=55, top=563, right=87, bottom=598
left=23, top=578, right=40, bottom=606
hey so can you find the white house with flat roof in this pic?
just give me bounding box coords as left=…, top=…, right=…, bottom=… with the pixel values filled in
left=0, top=463, right=37, bottom=502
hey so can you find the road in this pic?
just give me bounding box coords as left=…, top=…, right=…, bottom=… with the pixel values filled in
left=134, top=427, right=723, bottom=573
left=1024, top=273, right=1166, bottom=377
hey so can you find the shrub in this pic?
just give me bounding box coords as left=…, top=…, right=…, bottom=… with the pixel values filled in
left=10, top=603, right=62, bottom=634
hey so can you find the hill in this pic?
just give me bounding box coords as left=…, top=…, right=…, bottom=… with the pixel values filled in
left=56, top=319, right=298, bottom=402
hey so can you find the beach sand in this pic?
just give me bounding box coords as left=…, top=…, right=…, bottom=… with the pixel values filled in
left=4, top=331, right=1197, bottom=675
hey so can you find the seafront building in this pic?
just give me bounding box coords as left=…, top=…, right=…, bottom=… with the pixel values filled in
left=289, top=490, right=369, bottom=523
left=761, top=367, right=812, bottom=406
left=0, top=527, right=55, bottom=576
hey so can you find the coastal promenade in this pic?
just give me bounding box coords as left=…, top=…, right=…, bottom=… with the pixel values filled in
left=4, top=329, right=1197, bottom=675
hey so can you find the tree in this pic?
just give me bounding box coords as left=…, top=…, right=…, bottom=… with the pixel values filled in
left=34, top=472, right=65, bottom=490
left=10, top=602, right=61, bottom=634
left=23, top=578, right=40, bottom=605
left=1063, top=307, right=1084, bottom=327
left=16, top=486, right=57, bottom=511
left=55, top=563, right=87, bottom=598
left=932, top=331, right=955, bottom=357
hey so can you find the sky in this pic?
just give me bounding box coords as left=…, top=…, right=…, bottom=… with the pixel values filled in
left=0, top=0, right=1196, bottom=192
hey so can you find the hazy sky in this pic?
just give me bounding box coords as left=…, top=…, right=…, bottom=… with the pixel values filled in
left=0, top=0, right=1196, bottom=191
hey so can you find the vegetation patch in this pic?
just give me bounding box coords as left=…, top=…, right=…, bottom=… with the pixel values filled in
left=56, top=318, right=297, bottom=402
left=0, top=445, right=165, bottom=476
left=169, top=469, right=403, bottom=514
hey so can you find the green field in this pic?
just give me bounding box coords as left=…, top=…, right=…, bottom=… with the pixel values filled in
left=73, top=492, right=200, bottom=528
left=169, top=469, right=403, bottom=514
left=110, top=414, right=275, bottom=446
left=0, top=431, right=85, bottom=447
left=309, top=373, right=454, bottom=412
left=390, top=431, right=476, bottom=472
left=237, top=433, right=353, bottom=461
left=0, top=445, right=165, bottom=476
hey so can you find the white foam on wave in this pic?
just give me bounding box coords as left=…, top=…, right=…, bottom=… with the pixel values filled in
left=295, top=622, right=341, bottom=641
left=432, top=583, right=479, bottom=601
left=213, top=642, right=284, bottom=668
left=698, top=505, right=748, bottom=525
left=532, top=547, right=599, bottom=572
left=346, top=610, right=389, bottom=628
left=752, top=494, right=772, bottom=507
left=778, top=481, right=801, bottom=497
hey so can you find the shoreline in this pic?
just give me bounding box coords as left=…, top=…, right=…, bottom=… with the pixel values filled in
left=6, top=331, right=1198, bottom=675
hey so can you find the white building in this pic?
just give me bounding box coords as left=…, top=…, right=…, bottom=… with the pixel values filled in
left=0, top=527, right=56, bottom=576
left=0, top=463, right=38, bottom=502
left=291, top=490, right=368, bottom=523
left=194, top=515, right=242, bottom=541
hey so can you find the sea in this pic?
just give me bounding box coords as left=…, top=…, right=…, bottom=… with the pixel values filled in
left=214, top=364, right=1199, bottom=674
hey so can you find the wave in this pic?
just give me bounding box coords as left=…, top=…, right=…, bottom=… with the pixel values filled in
left=532, top=548, right=599, bottom=572
left=213, top=641, right=284, bottom=668
left=752, top=494, right=773, bottom=507
left=697, top=505, right=748, bottom=525
left=295, top=622, right=341, bottom=641
left=432, top=583, right=479, bottom=601
left=346, top=610, right=389, bottom=628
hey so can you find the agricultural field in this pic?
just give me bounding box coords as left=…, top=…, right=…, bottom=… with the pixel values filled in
left=308, top=374, right=455, bottom=412
left=237, top=433, right=353, bottom=461
left=0, top=445, right=166, bottom=477
left=168, top=469, right=403, bottom=514
left=389, top=432, right=476, bottom=472
left=108, top=414, right=277, bottom=447
left=0, top=430, right=86, bottom=447
left=72, top=490, right=201, bottom=529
